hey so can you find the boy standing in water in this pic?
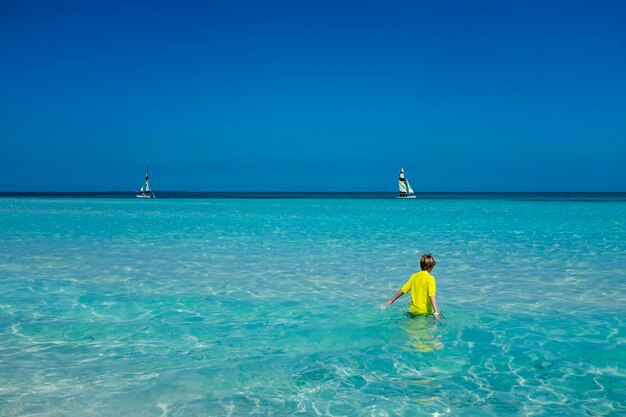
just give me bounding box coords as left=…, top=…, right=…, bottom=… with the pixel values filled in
left=383, top=254, right=440, bottom=320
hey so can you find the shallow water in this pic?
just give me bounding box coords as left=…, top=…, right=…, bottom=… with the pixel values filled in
left=1, top=196, right=625, bottom=416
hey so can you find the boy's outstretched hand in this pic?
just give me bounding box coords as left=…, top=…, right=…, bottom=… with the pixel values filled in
left=383, top=289, right=404, bottom=308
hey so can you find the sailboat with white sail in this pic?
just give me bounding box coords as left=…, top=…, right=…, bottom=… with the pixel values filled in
left=137, top=167, right=156, bottom=198
left=397, top=168, right=416, bottom=199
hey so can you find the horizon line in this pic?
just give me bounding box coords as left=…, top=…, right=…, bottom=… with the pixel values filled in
left=1, top=190, right=625, bottom=195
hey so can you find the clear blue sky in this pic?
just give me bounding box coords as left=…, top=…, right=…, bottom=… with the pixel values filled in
left=1, top=0, right=625, bottom=191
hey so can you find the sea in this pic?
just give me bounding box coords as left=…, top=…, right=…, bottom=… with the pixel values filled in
left=1, top=193, right=625, bottom=416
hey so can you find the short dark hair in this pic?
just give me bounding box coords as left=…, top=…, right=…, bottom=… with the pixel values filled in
left=420, top=254, right=436, bottom=271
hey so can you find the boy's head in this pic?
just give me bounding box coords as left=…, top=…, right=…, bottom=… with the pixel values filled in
left=420, top=254, right=436, bottom=272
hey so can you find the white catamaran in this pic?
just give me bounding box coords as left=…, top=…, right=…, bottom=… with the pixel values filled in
left=137, top=168, right=156, bottom=198
left=397, top=168, right=416, bottom=199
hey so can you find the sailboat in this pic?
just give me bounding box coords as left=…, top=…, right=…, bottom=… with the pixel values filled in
left=136, top=167, right=156, bottom=198
left=397, top=168, right=416, bottom=199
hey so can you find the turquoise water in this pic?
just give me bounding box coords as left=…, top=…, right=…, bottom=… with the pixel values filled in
left=1, top=196, right=625, bottom=416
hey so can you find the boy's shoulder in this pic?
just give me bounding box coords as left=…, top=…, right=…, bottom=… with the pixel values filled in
left=416, top=270, right=436, bottom=280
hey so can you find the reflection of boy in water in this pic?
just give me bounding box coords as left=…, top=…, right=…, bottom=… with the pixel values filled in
left=403, top=316, right=444, bottom=352
left=383, top=254, right=440, bottom=320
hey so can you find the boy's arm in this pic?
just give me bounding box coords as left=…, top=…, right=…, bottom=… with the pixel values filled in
left=430, top=295, right=440, bottom=320
left=383, top=290, right=405, bottom=306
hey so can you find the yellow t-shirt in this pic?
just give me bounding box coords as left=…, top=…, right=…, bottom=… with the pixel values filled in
left=401, top=270, right=436, bottom=315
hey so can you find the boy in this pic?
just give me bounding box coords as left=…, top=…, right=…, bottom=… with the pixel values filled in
left=383, top=254, right=440, bottom=320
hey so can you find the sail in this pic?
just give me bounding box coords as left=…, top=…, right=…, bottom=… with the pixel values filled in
left=407, top=179, right=414, bottom=194
left=398, top=168, right=407, bottom=194
left=399, top=179, right=407, bottom=193
left=144, top=168, right=150, bottom=192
